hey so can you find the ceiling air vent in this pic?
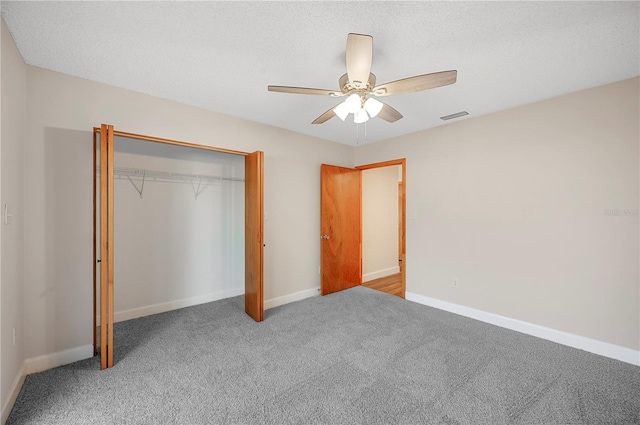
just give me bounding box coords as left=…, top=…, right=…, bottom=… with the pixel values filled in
left=440, top=111, right=469, bottom=121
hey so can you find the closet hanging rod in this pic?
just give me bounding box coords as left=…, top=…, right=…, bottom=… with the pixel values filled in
left=96, top=166, right=244, bottom=184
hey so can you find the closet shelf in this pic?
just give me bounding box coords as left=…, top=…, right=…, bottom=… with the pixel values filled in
left=108, top=166, right=244, bottom=184
left=97, top=166, right=244, bottom=199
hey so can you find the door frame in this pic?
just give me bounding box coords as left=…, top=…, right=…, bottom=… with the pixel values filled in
left=356, top=159, right=406, bottom=297
left=93, top=125, right=264, bottom=369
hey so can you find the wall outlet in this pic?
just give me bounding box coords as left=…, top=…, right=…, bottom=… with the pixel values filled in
left=452, top=279, right=459, bottom=289
left=13, top=327, right=16, bottom=347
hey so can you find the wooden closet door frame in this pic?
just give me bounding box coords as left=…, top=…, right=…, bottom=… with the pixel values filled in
left=97, top=123, right=113, bottom=369
left=244, top=151, right=264, bottom=321
left=92, top=125, right=264, bottom=370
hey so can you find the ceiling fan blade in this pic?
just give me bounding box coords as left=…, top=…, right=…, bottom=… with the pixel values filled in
left=372, top=70, right=457, bottom=96
left=346, top=33, right=373, bottom=89
left=311, top=106, right=337, bottom=124
left=377, top=103, right=403, bottom=123
left=268, top=86, right=343, bottom=96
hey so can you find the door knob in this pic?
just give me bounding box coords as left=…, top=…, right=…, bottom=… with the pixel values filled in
left=321, top=235, right=330, bottom=240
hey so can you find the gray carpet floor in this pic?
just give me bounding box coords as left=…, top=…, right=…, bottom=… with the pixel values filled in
left=7, top=286, right=640, bottom=424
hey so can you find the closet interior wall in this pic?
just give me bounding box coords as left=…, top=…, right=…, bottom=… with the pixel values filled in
left=95, top=135, right=245, bottom=324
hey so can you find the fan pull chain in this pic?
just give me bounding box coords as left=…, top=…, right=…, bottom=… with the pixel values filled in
left=354, top=121, right=368, bottom=145
left=364, top=120, right=367, bottom=143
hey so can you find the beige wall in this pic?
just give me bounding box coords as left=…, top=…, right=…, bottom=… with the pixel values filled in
left=362, top=166, right=400, bottom=281
left=1, top=18, right=27, bottom=415
left=23, top=66, right=353, bottom=359
left=355, top=77, right=640, bottom=350
left=3, top=17, right=638, bottom=396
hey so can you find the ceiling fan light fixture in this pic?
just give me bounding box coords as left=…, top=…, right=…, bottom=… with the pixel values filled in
left=268, top=33, right=456, bottom=127
left=344, top=93, right=362, bottom=114
left=354, top=108, right=369, bottom=124
left=364, top=97, right=383, bottom=118
left=333, top=102, right=349, bottom=121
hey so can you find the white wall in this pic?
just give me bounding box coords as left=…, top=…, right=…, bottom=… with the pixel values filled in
left=355, top=77, right=640, bottom=351
left=362, top=166, right=400, bottom=281
left=1, top=17, right=27, bottom=420
left=24, top=65, right=354, bottom=360
left=110, top=138, right=245, bottom=316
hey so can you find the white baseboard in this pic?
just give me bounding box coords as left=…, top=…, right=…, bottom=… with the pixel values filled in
left=107, top=287, right=244, bottom=323
left=4, top=285, right=314, bottom=414
left=265, top=287, right=320, bottom=310
left=21, top=289, right=245, bottom=380
left=25, top=344, right=95, bottom=375
left=363, top=266, right=400, bottom=283
left=105, top=286, right=318, bottom=319
left=2, top=362, right=25, bottom=425
left=405, top=292, right=640, bottom=367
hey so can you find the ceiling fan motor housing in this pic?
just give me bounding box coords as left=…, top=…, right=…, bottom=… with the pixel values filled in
left=339, top=73, right=377, bottom=98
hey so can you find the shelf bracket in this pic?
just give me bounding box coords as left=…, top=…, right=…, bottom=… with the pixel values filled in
left=190, top=176, right=206, bottom=200
left=126, top=170, right=146, bottom=198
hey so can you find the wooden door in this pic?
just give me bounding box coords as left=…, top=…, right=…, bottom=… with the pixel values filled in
left=320, top=164, right=361, bottom=295
left=99, top=124, right=114, bottom=369
left=398, top=182, right=404, bottom=273
left=245, top=151, right=264, bottom=321
left=92, top=129, right=98, bottom=356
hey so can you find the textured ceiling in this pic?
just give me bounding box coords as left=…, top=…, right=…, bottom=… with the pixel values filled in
left=2, top=1, right=638, bottom=146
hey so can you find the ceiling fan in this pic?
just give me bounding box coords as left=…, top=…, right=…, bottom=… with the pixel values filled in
left=268, top=33, right=457, bottom=125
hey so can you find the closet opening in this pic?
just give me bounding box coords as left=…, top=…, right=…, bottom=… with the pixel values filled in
left=93, top=125, right=264, bottom=369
